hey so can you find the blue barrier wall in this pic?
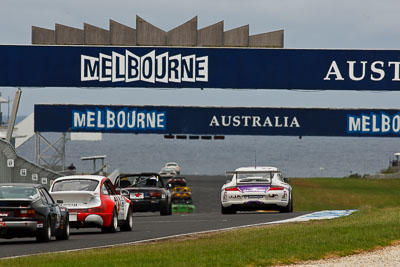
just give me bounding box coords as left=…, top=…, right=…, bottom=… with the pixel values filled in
left=35, top=104, right=400, bottom=137
left=2, top=45, right=400, bottom=90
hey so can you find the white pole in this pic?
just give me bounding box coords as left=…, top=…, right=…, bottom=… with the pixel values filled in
left=6, top=88, right=22, bottom=143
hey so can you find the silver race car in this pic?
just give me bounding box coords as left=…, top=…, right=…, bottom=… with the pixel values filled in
left=221, top=166, right=293, bottom=214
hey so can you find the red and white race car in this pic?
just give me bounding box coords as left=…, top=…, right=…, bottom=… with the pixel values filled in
left=49, top=175, right=133, bottom=233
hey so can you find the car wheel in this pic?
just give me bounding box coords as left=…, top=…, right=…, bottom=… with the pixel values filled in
left=120, top=207, right=133, bottom=231
left=221, top=205, right=236, bottom=214
left=36, top=217, right=52, bottom=242
left=102, top=209, right=118, bottom=233
left=168, top=202, right=173, bottom=215
left=160, top=202, right=170, bottom=216
left=56, top=215, right=70, bottom=240
left=280, top=192, right=293, bottom=213
left=289, top=192, right=294, bottom=212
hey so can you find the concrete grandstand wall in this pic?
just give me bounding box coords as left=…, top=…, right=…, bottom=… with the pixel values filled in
left=0, top=138, right=61, bottom=189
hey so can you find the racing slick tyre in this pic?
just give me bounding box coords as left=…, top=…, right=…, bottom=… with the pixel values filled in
left=36, top=217, right=52, bottom=242
left=280, top=193, right=293, bottom=213
left=56, top=215, right=70, bottom=240
left=221, top=205, right=237, bottom=214
left=168, top=202, right=173, bottom=215
left=102, top=209, right=118, bottom=233
left=120, top=208, right=133, bottom=231
left=160, top=202, right=171, bottom=216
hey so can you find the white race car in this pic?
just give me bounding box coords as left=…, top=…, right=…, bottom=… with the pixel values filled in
left=221, top=166, right=293, bottom=214
left=159, top=167, right=177, bottom=177
left=162, top=162, right=181, bottom=175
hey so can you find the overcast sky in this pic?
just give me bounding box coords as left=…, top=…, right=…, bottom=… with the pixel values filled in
left=1, top=0, right=400, bottom=115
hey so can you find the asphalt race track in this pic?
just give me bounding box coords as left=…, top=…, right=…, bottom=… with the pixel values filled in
left=0, top=175, right=310, bottom=258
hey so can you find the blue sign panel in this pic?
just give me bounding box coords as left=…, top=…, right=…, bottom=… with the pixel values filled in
left=34, top=104, right=400, bottom=137
left=1, top=45, right=400, bottom=90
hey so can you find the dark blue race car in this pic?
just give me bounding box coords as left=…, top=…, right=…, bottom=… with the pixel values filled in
left=115, top=173, right=172, bottom=216
left=0, top=183, right=69, bottom=242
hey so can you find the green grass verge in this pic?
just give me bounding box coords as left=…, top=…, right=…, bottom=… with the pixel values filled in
left=2, top=178, right=400, bottom=267
left=291, top=178, right=400, bottom=211
left=3, top=206, right=400, bottom=267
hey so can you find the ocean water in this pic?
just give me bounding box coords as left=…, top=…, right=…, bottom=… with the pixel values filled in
left=15, top=133, right=400, bottom=178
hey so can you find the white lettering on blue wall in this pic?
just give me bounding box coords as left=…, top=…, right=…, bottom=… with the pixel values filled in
left=209, top=115, right=300, bottom=128
left=81, top=50, right=208, bottom=84
left=324, top=60, right=400, bottom=82
left=72, top=108, right=166, bottom=131
left=347, top=113, right=400, bottom=134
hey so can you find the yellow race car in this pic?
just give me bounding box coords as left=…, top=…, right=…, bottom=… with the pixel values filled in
left=171, top=186, right=192, bottom=200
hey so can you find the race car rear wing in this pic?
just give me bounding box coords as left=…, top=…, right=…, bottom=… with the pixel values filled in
left=225, top=170, right=281, bottom=176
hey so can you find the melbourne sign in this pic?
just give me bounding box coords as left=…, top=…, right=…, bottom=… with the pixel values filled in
left=2, top=45, right=400, bottom=90
left=81, top=50, right=208, bottom=84
left=347, top=113, right=400, bottom=134
left=72, top=107, right=166, bottom=131
left=35, top=104, right=400, bottom=137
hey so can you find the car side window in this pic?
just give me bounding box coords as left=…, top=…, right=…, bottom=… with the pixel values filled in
left=41, top=188, right=55, bottom=204
left=105, top=181, right=117, bottom=195
left=101, top=183, right=109, bottom=195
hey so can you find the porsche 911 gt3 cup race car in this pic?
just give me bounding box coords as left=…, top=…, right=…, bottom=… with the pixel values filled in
left=221, top=166, right=293, bottom=214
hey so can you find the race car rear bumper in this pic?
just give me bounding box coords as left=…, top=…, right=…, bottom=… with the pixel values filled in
left=69, top=212, right=110, bottom=228
left=227, top=202, right=285, bottom=211
left=84, top=214, right=104, bottom=226
left=221, top=198, right=289, bottom=209
left=0, top=221, right=38, bottom=230
left=131, top=199, right=165, bottom=212
left=0, top=220, right=40, bottom=238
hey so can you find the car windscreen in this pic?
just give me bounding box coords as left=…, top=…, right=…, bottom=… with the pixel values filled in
left=173, top=187, right=190, bottom=192
left=120, top=176, right=159, bottom=187
left=0, top=185, right=39, bottom=199
left=236, top=172, right=273, bottom=183
left=167, top=180, right=187, bottom=187
left=52, top=179, right=99, bottom=192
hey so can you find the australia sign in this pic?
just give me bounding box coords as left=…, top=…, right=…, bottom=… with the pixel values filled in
left=2, top=45, right=400, bottom=90
left=34, top=104, right=400, bottom=137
